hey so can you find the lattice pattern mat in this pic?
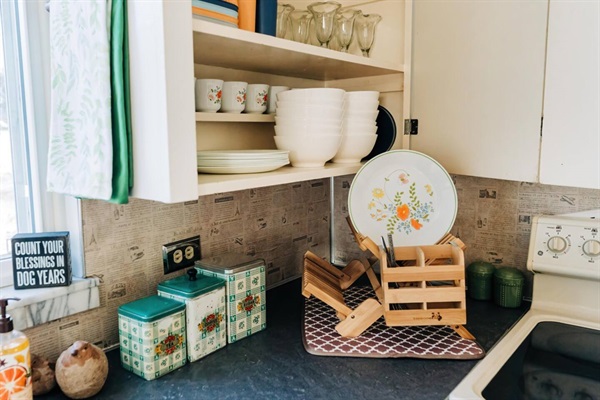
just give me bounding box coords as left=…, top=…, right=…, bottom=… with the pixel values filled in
left=302, top=286, right=485, bottom=359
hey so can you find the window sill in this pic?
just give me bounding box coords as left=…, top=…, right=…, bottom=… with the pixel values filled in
left=0, top=277, right=100, bottom=331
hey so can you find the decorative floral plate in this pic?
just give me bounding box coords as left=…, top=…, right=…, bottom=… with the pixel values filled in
left=348, top=150, right=457, bottom=246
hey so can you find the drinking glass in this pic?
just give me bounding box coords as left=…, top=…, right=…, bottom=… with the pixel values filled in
left=307, top=1, right=342, bottom=48
left=355, top=13, right=382, bottom=57
left=335, top=9, right=360, bottom=52
left=289, top=10, right=313, bottom=44
left=277, top=3, right=295, bottom=39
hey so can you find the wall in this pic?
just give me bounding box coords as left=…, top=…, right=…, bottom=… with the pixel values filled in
left=24, top=179, right=331, bottom=360
left=24, top=174, right=599, bottom=360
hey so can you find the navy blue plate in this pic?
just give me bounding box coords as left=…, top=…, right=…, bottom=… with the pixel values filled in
left=362, top=105, right=397, bottom=161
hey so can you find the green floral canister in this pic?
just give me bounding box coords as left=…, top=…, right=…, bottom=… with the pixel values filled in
left=493, top=267, right=525, bottom=308
left=118, top=295, right=186, bottom=380
left=466, top=261, right=495, bottom=301
left=195, top=253, right=266, bottom=344
left=158, top=269, right=226, bottom=363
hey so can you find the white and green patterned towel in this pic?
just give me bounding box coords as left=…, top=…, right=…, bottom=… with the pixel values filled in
left=47, top=0, right=113, bottom=200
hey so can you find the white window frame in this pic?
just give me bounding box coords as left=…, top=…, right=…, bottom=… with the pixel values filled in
left=1, top=0, right=84, bottom=289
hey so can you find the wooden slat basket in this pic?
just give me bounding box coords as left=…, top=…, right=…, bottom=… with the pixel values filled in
left=380, top=244, right=467, bottom=327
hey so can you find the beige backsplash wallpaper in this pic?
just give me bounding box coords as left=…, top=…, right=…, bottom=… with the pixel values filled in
left=24, top=174, right=599, bottom=360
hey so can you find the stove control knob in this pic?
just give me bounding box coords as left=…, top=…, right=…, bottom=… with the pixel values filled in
left=547, top=236, right=568, bottom=253
left=582, top=239, right=600, bottom=257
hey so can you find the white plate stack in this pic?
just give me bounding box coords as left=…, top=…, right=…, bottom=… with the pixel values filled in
left=332, top=91, right=380, bottom=164
left=197, top=150, right=290, bottom=174
left=273, top=88, right=345, bottom=168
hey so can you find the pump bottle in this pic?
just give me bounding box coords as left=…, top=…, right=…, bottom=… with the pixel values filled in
left=0, top=298, right=32, bottom=400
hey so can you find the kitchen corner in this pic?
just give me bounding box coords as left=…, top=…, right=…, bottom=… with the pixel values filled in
left=38, top=279, right=528, bottom=400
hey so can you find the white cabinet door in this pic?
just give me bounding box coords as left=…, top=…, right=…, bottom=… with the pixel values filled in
left=410, top=1, right=548, bottom=182
left=127, top=1, right=198, bottom=203
left=539, top=0, right=600, bottom=190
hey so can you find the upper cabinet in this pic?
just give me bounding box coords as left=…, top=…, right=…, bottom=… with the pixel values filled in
left=409, top=0, right=599, bottom=190
left=538, top=0, right=599, bottom=189
left=127, top=0, right=409, bottom=203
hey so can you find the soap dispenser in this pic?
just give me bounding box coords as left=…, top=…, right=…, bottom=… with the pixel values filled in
left=0, top=298, right=32, bottom=399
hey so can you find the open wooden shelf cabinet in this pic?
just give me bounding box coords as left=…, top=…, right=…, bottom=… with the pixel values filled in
left=126, top=1, right=409, bottom=203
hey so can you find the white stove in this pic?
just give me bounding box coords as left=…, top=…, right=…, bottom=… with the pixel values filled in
left=449, top=209, right=600, bottom=399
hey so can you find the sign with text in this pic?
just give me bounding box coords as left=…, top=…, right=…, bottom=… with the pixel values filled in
left=11, top=232, right=72, bottom=289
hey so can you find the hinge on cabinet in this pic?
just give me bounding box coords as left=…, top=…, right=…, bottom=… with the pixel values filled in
left=540, top=116, right=543, bottom=137
left=404, top=119, right=419, bottom=135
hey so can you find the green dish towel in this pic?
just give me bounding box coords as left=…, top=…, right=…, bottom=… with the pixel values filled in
left=47, top=0, right=132, bottom=203
left=109, top=0, right=133, bottom=204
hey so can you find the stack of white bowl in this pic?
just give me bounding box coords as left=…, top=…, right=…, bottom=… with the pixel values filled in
left=332, top=91, right=380, bottom=164
left=273, top=88, right=346, bottom=168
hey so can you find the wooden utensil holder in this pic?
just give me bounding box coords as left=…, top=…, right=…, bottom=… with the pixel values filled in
left=380, top=244, right=467, bottom=327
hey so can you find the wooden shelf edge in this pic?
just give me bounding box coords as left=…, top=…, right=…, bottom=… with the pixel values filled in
left=196, top=112, right=275, bottom=122
left=192, top=19, right=403, bottom=80
left=197, top=163, right=362, bottom=196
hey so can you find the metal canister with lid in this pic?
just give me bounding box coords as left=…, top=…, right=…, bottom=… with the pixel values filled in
left=195, top=253, right=266, bottom=343
left=118, top=295, right=186, bottom=380
left=157, top=268, right=226, bottom=362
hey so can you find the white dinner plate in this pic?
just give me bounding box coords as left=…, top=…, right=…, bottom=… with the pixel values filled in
left=197, top=162, right=289, bottom=174
left=197, top=150, right=290, bottom=160
left=348, top=150, right=457, bottom=247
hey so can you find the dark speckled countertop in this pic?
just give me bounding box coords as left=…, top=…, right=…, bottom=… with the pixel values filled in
left=38, top=279, right=528, bottom=400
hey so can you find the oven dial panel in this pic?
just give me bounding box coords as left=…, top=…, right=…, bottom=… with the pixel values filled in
left=528, top=210, right=600, bottom=280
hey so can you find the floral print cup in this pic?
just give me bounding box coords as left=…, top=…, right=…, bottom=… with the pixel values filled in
left=195, top=79, right=223, bottom=112
left=244, top=84, right=269, bottom=114
left=221, top=81, right=248, bottom=113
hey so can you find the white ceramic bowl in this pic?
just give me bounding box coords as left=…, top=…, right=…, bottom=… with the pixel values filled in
left=275, top=116, right=341, bottom=127
left=342, top=123, right=378, bottom=136
left=277, top=88, right=346, bottom=103
left=274, top=124, right=342, bottom=136
left=275, top=104, right=345, bottom=120
left=343, top=116, right=378, bottom=127
left=274, top=134, right=342, bottom=167
left=344, top=108, right=379, bottom=121
left=345, top=100, right=379, bottom=112
left=332, top=134, right=378, bottom=164
left=344, top=91, right=380, bottom=103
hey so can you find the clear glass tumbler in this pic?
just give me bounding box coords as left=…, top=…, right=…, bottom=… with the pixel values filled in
left=289, top=10, right=313, bottom=44
left=335, top=9, right=360, bottom=52
left=277, top=3, right=295, bottom=39
left=355, top=13, right=382, bottom=57
left=307, top=1, right=342, bottom=48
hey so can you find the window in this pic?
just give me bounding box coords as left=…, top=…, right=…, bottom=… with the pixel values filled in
left=0, top=1, right=84, bottom=288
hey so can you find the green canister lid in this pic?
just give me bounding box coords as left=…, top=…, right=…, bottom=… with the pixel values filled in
left=158, top=268, right=224, bottom=299
left=467, top=261, right=495, bottom=276
left=494, top=267, right=525, bottom=283
left=118, top=295, right=186, bottom=322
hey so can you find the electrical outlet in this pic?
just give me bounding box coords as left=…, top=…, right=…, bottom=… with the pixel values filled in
left=162, top=236, right=201, bottom=274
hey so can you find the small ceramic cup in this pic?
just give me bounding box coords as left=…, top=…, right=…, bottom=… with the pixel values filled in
left=244, top=84, right=269, bottom=114
left=267, top=86, right=290, bottom=114
left=195, top=79, right=223, bottom=112
left=221, top=81, right=248, bottom=113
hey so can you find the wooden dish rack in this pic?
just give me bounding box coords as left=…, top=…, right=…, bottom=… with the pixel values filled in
left=379, top=244, right=467, bottom=327
left=301, top=217, right=474, bottom=340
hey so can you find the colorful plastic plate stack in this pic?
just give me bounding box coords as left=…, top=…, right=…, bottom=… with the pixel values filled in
left=192, top=0, right=239, bottom=28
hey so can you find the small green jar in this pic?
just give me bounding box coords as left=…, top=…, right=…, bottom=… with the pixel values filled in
left=493, top=267, right=525, bottom=308
left=466, top=261, right=495, bottom=301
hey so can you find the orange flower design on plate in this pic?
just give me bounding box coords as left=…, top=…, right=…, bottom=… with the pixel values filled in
left=411, top=218, right=423, bottom=230
left=397, top=204, right=410, bottom=221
